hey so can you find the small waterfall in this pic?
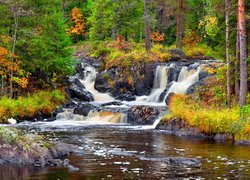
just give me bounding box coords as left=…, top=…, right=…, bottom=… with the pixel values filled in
left=86, top=111, right=126, bottom=124
left=146, top=66, right=168, bottom=102
left=80, top=66, right=114, bottom=102
left=162, top=66, right=200, bottom=102
left=56, top=110, right=126, bottom=125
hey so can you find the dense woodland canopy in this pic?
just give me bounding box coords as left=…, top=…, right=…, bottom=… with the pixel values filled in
left=0, top=0, right=249, bottom=106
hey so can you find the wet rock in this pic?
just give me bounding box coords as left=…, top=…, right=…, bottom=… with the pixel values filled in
left=139, top=157, right=200, bottom=167
left=165, top=92, right=175, bottom=106
left=157, top=119, right=209, bottom=139
left=134, top=79, right=148, bottom=96
left=167, top=65, right=181, bottom=83
left=235, top=140, right=250, bottom=146
left=73, top=103, right=98, bottom=116
left=185, top=81, right=203, bottom=95
left=95, top=68, right=117, bottom=93
left=177, top=127, right=205, bottom=138
left=198, top=70, right=210, bottom=81
left=127, top=106, right=160, bottom=125
left=101, top=101, right=124, bottom=106
left=213, top=134, right=227, bottom=142
left=115, top=92, right=136, bottom=101
left=67, top=78, right=94, bottom=102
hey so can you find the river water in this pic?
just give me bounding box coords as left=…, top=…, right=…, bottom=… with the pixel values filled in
left=1, top=126, right=249, bottom=179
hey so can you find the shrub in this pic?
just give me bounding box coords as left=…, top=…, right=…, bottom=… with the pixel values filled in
left=0, top=90, right=65, bottom=122
left=167, top=94, right=250, bottom=140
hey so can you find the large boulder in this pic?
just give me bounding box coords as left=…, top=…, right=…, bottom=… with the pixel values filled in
left=94, top=72, right=113, bottom=93
left=0, top=128, right=77, bottom=167
left=67, top=78, right=94, bottom=102
left=127, top=106, right=160, bottom=125
left=73, top=103, right=98, bottom=116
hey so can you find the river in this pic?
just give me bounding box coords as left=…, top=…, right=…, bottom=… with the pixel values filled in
left=1, top=126, right=249, bottom=179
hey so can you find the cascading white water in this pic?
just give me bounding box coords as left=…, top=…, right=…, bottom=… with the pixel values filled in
left=144, top=66, right=168, bottom=103
left=162, top=66, right=200, bottom=102
left=80, top=66, right=114, bottom=102
left=23, top=63, right=202, bottom=129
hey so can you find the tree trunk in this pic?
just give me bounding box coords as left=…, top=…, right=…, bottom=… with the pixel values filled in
left=176, top=0, right=185, bottom=49
left=10, top=8, right=18, bottom=98
left=238, top=0, right=247, bottom=107
left=143, top=0, right=151, bottom=51
left=225, top=0, right=231, bottom=106
left=235, top=23, right=240, bottom=102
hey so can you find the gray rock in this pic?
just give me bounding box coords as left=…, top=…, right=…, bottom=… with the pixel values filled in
left=235, top=140, right=250, bottom=146
left=127, top=106, right=159, bottom=125
left=67, top=78, right=94, bottom=102
left=73, top=103, right=98, bottom=116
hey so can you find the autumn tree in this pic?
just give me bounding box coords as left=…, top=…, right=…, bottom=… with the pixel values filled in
left=176, top=0, right=186, bottom=49
left=68, top=7, right=85, bottom=42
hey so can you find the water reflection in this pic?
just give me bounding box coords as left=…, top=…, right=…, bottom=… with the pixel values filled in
left=1, top=129, right=249, bottom=179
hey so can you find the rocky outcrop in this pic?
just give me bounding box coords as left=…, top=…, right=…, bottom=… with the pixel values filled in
left=157, top=119, right=209, bottom=139
left=127, top=106, right=160, bottom=125
left=67, top=78, right=94, bottom=102
left=0, top=128, right=77, bottom=168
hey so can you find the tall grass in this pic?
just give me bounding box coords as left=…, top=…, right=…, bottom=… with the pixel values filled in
left=164, top=95, right=250, bottom=140
left=0, top=90, right=65, bottom=122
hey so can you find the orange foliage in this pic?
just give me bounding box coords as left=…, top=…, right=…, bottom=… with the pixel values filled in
left=182, top=31, right=201, bottom=47
left=150, top=32, right=165, bottom=42
left=70, top=7, right=85, bottom=35
left=0, top=46, right=29, bottom=89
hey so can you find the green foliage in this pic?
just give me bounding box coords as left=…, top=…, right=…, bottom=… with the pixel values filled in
left=0, top=0, right=75, bottom=91
left=0, top=90, right=65, bottom=122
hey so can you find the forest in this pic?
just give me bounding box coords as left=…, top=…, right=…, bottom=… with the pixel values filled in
left=0, top=0, right=249, bottom=179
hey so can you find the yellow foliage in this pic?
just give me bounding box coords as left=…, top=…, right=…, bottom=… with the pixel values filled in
left=69, top=7, right=85, bottom=35
left=0, top=90, right=65, bottom=122
left=168, top=94, right=249, bottom=140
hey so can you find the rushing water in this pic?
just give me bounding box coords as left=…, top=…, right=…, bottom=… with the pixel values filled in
left=1, top=61, right=249, bottom=179
left=1, top=127, right=249, bottom=179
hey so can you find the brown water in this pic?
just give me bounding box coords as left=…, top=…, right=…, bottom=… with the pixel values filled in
left=1, top=127, right=249, bottom=180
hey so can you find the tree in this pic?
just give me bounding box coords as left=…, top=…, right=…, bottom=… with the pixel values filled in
left=176, top=0, right=186, bottom=48
left=235, top=22, right=240, bottom=101
left=225, top=0, right=231, bottom=106
left=238, top=0, right=247, bottom=107
left=143, top=0, right=151, bottom=51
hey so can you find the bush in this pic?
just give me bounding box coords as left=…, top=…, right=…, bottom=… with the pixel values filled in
left=167, top=94, right=250, bottom=140
left=0, top=90, right=65, bottom=122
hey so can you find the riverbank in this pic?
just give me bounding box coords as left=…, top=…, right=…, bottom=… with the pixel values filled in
left=0, top=127, right=77, bottom=167
left=158, top=94, right=250, bottom=144
left=0, top=90, right=65, bottom=123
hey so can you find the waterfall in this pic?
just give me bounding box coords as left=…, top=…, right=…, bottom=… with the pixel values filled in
left=80, top=66, right=114, bottom=102
left=146, top=66, right=168, bottom=102
left=162, top=66, right=200, bottom=102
